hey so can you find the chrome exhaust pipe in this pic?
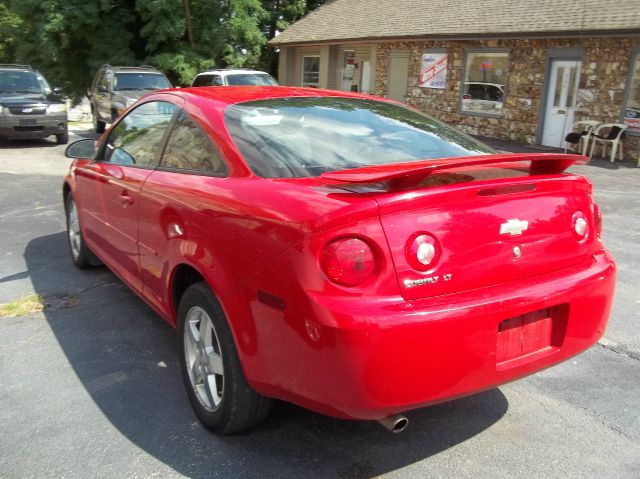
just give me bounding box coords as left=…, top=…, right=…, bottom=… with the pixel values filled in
left=377, top=414, right=409, bottom=433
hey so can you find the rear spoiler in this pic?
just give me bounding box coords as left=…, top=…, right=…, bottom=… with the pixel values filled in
left=320, top=154, right=588, bottom=186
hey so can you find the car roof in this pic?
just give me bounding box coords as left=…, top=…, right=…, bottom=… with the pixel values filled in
left=0, top=64, right=36, bottom=72
left=105, top=65, right=164, bottom=74
left=196, top=69, right=271, bottom=76
left=174, top=86, right=384, bottom=106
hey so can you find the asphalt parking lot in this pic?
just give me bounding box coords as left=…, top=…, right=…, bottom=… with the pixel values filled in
left=0, top=128, right=639, bottom=478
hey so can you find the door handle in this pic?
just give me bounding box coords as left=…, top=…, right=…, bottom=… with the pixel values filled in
left=120, top=191, right=134, bottom=206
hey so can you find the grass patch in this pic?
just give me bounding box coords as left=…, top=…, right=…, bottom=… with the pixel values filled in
left=0, top=294, right=45, bottom=317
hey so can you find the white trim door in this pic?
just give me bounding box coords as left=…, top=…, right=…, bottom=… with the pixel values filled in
left=361, top=61, right=371, bottom=94
left=542, top=59, right=582, bottom=148
left=388, top=51, right=410, bottom=103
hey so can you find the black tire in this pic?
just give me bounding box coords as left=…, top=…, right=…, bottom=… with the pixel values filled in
left=92, top=107, right=105, bottom=133
left=65, top=194, right=100, bottom=269
left=56, top=129, right=69, bottom=145
left=178, top=282, right=272, bottom=434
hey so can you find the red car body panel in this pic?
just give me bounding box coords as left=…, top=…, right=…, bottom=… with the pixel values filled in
left=64, top=87, right=616, bottom=421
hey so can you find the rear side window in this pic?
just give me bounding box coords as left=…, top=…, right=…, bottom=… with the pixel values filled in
left=193, top=74, right=223, bottom=87
left=102, top=101, right=177, bottom=167
left=226, top=74, right=278, bottom=86
left=93, top=69, right=105, bottom=90
left=160, top=111, right=228, bottom=175
left=192, top=75, right=212, bottom=87
left=100, top=69, right=112, bottom=91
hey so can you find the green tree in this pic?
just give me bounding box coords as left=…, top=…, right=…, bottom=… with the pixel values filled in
left=12, top=0, right=137, bottom=99
left=222, top=0, right=267, bottom=68
left=137, top=0, right=267, bottom=85
left=135, top=0, right=214, bottom=85
left=4, top=0, right=327, bottom=100
left=0, top=1, right=22, bottom=63
left=259, top=0, right=326, bottom=75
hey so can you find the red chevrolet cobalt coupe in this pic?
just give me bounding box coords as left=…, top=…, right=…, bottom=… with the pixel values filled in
left=63, top=87, right=615, bottom=434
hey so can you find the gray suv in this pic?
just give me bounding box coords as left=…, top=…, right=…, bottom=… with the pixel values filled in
left=0, top=64, right=68, bottom=144
left=87, top=64, right=171, bottom=133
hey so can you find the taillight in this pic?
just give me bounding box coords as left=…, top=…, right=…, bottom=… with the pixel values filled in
left=462, top=94, right=471, bottom=100
left=405, top=233, right=440, bottom=271
left=321, top=237, right=376, bottom=286
left=572, top=211, right=589, bottom=240
left=593, top=203, right=603, bottom=237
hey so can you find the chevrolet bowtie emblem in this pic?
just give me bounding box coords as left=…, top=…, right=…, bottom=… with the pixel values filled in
left=500, top=219, right=529, bottom=236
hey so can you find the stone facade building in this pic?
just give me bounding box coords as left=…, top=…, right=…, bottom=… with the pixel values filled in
left=270, top=0, right=640, bottom=161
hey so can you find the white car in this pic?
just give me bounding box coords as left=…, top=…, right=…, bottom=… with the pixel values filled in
left=191, top=69, right=278, bottom=87
left=461, top=82, right=505, bottom=113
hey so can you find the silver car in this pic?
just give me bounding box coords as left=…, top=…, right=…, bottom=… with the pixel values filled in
left=0, top=64, right=68, bottom=144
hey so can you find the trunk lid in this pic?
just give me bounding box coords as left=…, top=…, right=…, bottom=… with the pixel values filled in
left=321, top=154, right=597, bottom=300
left=379, top=175, right=596, bottom=299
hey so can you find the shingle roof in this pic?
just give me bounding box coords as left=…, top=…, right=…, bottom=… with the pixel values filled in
left=270, top=0, right=640, bottom=45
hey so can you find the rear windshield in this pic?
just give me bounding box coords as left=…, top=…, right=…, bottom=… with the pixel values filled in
left=224, top=97, right=495, bottom=178
left=114, top=73, right=171, bottom=91
left=226, top=73, right=278, bottom=86
left=0, top=70, right=51, bottom=94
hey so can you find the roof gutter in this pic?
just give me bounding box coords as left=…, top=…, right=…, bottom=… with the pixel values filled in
left=269, top=29, right=640, bottom=47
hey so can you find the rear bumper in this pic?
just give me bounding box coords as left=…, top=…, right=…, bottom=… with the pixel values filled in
left=0, top=114, right=67, bottom=139
left=254, top=250, right=615, bottom=420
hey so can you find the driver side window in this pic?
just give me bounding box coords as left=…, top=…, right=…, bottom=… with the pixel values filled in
left=102, top=101, right=177, bottom=167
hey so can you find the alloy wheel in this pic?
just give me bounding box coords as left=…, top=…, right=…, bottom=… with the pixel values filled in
left=183, top=306, right=225, bottom=411
left=67, top=199, right=81, bottom=260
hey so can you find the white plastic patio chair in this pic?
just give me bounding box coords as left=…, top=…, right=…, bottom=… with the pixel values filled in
left=564, top=120, right=600, bottom=156
left=589, top=123, right=628, bottom=163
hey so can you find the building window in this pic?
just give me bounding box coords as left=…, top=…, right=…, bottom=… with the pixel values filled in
left=302, top=56, right=320, bottom=87
left=461, top=51, right=509, bottom=116
left=623, top=51, right=640, bottom=133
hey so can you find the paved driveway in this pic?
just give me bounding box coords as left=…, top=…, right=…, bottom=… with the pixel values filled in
left=0, top=130, right=639, bottom=478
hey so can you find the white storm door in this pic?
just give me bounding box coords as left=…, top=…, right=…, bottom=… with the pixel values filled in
left=542, top=60, right=582, bottom=147
left=361, top=61, right=371, bottom=94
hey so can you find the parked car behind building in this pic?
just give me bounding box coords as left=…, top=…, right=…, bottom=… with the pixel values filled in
left=0, top=64, right=68, bottom=144
left=87, top=64, right=171, bottom=133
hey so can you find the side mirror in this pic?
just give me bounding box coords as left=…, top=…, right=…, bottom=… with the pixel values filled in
left=65, top=139, right=96, bottom=159
left=52, top=87, right=63, bottom=96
